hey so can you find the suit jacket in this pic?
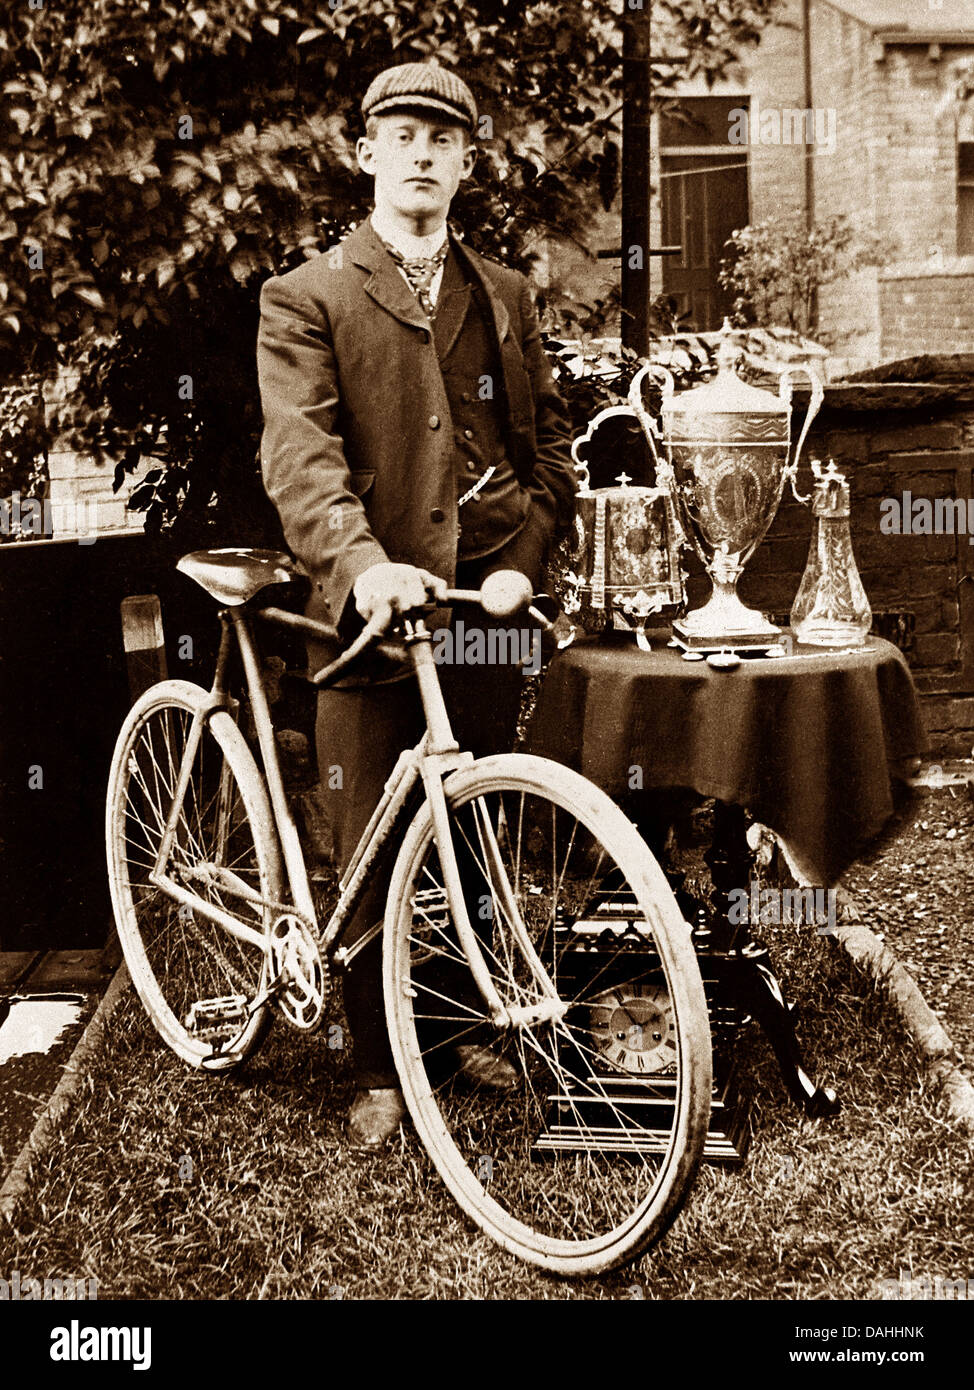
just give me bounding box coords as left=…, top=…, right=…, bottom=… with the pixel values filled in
left=256, top=220, right=577, bottom=663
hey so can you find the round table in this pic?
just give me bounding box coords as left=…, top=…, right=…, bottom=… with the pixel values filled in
left=527, top=631, right=926, bottom=888
left=527, top=630, right=927, bottom=1124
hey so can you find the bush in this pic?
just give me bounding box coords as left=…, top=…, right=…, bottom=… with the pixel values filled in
left=718, top=213, right=889, bottom=339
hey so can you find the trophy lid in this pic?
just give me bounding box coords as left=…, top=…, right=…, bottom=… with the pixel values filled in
left=662, top=320, right=790, bottom=427
left=585, top=471, right=663, bottom=500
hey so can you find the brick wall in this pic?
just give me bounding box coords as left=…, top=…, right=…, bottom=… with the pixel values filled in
left=739, top=0, right=809, bottom=226
left=878, top=260, right=974, bottom=359
left=807, top=1, right=883, bottom=365
left=803, top=20, right=974, bottom=364
left=691, top=382, right=974, bottom=756
left=650, top=2, right=974, bottom=369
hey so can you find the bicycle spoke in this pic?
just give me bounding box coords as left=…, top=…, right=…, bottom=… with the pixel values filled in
left=390, top=768, right=710, bottom=1266
left=109, top=689, right=278, bottom=1068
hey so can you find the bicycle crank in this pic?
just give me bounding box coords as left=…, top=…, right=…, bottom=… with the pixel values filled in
left=268, top=913, right=327, bottom=1032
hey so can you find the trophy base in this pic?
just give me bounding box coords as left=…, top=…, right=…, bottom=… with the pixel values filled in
left=671, top=625, right=779, bottom=655
left=673, top=593, right=781, bottom=654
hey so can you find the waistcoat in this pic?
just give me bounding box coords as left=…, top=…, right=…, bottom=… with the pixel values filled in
left=432, top=245, right=528, bottom=559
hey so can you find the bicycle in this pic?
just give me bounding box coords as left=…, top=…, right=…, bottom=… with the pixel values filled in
left=106, top=547, right=712, bottom=1275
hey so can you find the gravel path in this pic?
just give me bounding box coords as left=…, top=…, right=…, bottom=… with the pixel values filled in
left=842, top=778, right=974, bottom=1080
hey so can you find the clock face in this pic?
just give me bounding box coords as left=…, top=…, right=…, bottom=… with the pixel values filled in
left=589, top=983, right=677, bottom=1075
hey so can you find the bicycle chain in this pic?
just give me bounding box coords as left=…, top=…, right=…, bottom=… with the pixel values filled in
left=173, top=895, right=330, bottom=1014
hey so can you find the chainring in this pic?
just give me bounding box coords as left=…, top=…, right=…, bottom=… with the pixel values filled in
left=268, top=913, right=328, bottom=1031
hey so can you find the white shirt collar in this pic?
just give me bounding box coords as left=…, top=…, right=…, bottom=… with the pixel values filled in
left=370, top=209, right=448, bottom=261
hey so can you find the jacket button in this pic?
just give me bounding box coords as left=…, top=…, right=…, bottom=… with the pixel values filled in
left=428, top=415, right=440, bottom=429
left=418, top=329, right=430, bottom=344
left=466, top=461, right=477, bottom=472
left=460, top=393, right=471, bottom=404
left=463, top=428, right=473, bottom=439
left=430, top=507, right=446, bottom=522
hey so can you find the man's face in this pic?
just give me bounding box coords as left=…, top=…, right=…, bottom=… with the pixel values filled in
left=357, top=113, right=474, bottom=227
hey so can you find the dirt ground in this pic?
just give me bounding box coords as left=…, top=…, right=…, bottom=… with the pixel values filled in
left=842, top=775, right=974, bottom=1079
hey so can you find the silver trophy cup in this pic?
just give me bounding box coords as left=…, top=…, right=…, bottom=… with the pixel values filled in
left=630, top=324, right=824, bottom=651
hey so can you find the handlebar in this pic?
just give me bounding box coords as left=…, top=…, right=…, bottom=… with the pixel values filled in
left=310, top=570, right=572, bottom=689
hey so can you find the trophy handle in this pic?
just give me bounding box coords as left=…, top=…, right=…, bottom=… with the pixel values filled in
left=570, top=404, right=645, bottom=494
left=779, top=364, right=825, bottom=505
left=628, top=363, right=677, bottom=483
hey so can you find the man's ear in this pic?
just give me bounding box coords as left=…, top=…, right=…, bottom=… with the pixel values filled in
left=460, top=143, right=476, bottom=181
left=356, top=136, right=375, bottom=175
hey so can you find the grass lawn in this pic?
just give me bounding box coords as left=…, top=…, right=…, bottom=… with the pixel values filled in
left=1, top=930, right=971, bottom=1300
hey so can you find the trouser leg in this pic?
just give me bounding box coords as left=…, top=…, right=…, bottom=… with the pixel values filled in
left=315, top=679, right=424, bottom=1089
left=314, top=597, right=528, bottom=1089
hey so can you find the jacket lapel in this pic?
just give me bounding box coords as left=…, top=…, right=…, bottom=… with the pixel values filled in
left=452, top=238, right=534, bottom=433
left=431, top=248, right=471, bottom=359
left=344, top=220, right=513, bottom=346
left=341, top=221, right=533, bottom=469
left=451, top=238, right=511, bottom=345
left=345, top=220, right=428, bottom=332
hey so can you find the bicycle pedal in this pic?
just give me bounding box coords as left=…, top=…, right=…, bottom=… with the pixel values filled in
left=184, top=994, right=249, bottom=1042
left=411, top=886, right=450, bottom=926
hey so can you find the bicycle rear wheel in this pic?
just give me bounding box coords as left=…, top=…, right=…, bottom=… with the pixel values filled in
left=106, top=680, right=282, bottom=1070
left=384, top=753, right=712, bottom=1275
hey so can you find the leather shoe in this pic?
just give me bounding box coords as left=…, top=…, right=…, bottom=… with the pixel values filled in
left=454, top=1044, right=518, bottom=1091
left=347, top=1088, right=405, bottom=1149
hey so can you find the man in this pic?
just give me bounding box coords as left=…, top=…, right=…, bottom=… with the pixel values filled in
left=257, top=61, right=576, bottom=1146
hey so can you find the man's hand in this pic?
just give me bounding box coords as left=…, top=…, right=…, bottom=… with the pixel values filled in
left=352, top=562, right=448, bottom=627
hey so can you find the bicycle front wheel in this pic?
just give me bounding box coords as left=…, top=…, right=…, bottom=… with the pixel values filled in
left=384, top=753, right=712, bottom=1276
left=106, top=680, right=282, bottom=1070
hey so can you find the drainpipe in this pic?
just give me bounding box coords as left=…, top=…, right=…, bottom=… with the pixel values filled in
left=803, top=0, right=818, bottom=331
left=621, top=3, right=651, bottom=351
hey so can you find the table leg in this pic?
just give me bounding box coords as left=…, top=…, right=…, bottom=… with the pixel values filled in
left=718, top=942, right=840, bottom=1117
left=704, top=801, right=841, bottom=1119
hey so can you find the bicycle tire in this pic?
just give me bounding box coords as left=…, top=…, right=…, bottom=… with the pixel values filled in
left=106, top=680, right=282, bottom=1070
left=384, top=752, right=712, bottom=1275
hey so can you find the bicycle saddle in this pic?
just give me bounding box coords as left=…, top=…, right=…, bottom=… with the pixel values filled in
left=176, top=548, right=301, bottom=606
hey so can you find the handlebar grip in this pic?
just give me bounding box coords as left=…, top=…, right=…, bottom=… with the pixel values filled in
left=479, top=569, right=535, bottom=618
left=310, top=570, right=570, bottom=686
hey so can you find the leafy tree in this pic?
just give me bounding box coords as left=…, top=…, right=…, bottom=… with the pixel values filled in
left=718, top=213, right=888, bottom=339
left=0, top=376, right=47, bottom=541
left=0, top=0, right=779, bottom=542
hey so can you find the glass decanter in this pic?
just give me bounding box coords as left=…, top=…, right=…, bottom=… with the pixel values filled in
left=790, top=459, right=871, bottom=647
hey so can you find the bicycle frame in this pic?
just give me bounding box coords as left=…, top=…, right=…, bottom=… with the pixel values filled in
left=149, top=600, right=564, bottom=1030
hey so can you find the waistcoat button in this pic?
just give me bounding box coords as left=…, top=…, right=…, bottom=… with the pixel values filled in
left=430, top=507, right=446, bottom=523
left=428, top=415, right=440, bottom=429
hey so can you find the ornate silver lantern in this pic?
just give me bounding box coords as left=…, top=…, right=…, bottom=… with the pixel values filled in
left=631, top=322, right=824, bottom=651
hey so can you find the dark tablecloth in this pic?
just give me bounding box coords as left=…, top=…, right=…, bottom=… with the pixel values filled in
left=527, top=633, right=927, bottom=886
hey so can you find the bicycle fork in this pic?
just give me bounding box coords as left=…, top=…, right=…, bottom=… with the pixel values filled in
left=409, top=628, right=567, bottom=1033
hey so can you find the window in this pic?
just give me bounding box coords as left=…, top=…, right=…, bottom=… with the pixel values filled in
left=658, top=97, right=750, bottom=330
left=659, top=96, right=747, bottom=149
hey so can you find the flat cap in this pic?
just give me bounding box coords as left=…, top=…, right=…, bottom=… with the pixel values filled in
left=362, top=62, right=477, bottom=131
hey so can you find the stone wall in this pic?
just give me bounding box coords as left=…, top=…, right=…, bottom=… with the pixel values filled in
left=47, top=450, right=151, bottom=539
left=725, top=379, right=974, bottom=756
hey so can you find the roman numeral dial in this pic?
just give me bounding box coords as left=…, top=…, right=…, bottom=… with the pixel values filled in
left=589, top=983, right=677, bottom=1074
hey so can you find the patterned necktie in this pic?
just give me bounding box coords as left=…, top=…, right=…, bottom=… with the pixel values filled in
left=381, top=238, right=449, bottom=320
